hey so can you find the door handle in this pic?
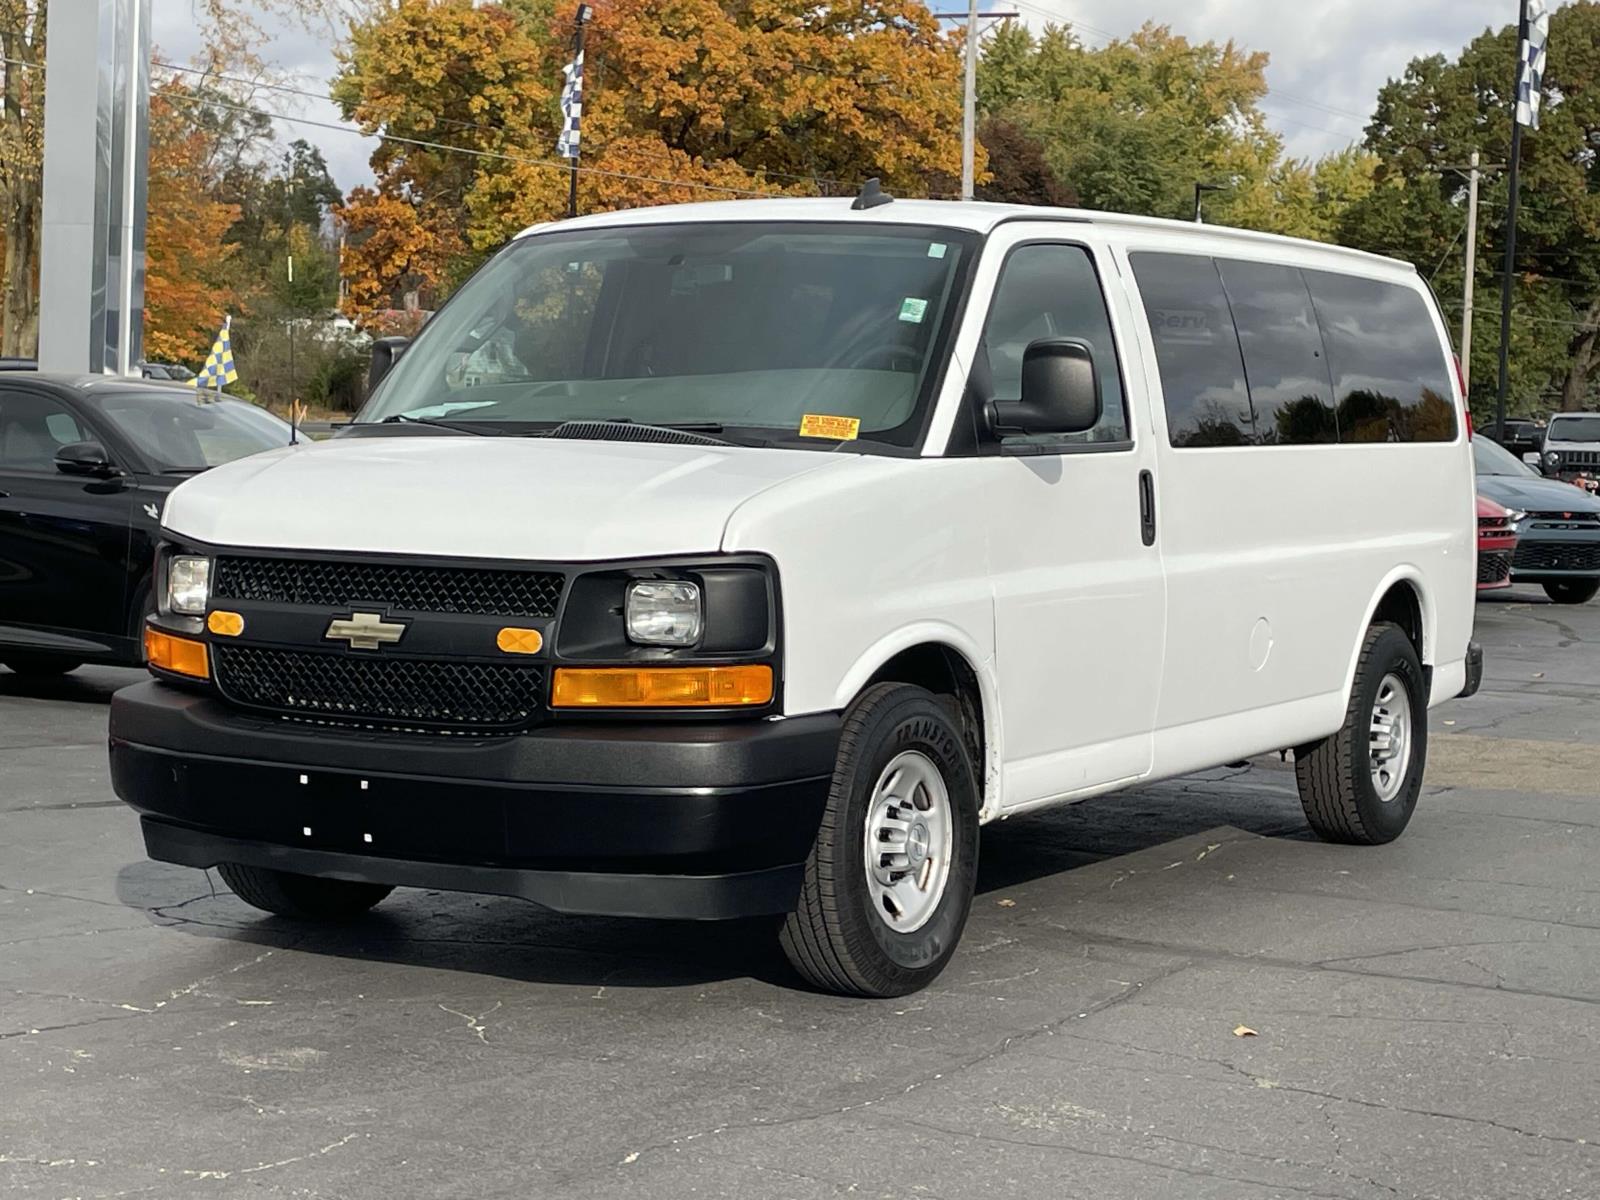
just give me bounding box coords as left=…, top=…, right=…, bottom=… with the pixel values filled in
left=1138, top=470, right=1156, bottom=546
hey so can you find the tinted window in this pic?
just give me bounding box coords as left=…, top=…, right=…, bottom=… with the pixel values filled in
left=0, top=391, right=89, bottom=471
left=1548, top=415, right=1600, bottom=443
left=1303, top=270, right=1456, bottom=443
left=981, top=243, right=1128, bottom=445
left=1473, top=435, right=1539, bottom=477
left=1130, top=253, right=1252, bottom=447
left=1217, top=259, right=1338, bottom=445
left=98, top=393, right=288, bottom=472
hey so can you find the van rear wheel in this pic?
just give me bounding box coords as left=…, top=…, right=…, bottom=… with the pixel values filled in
left=1294, top=622, right=1427, bottom=845
left=217, top=863, right=392, bottom=921
left=780, top=683, right=980, bottom=998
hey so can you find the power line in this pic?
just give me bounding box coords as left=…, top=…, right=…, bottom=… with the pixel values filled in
left=162, top=90, right=794, bottom=200
left=150, top=56, right=909, bottom=198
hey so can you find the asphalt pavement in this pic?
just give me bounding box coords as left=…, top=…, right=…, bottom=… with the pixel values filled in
left=2, top=589, right=1597, bottom=1199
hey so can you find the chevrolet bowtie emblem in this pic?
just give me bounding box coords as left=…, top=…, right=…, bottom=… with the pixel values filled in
left=325, top=611, right=406, bottom=650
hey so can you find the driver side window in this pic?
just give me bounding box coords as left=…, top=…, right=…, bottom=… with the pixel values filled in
left=980, top=244, right=1128, bottom=446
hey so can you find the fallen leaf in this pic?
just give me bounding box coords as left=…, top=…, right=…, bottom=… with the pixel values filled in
left=1233, top=1025, right=1258, bottom=1038
left=996, top=898, right=1017, bottom=908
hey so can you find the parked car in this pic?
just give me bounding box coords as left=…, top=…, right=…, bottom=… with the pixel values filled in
left=140, top=362, right=198, bottom=383
left=1476, top=495, right=1520, bottom=592
left=113, top=196, right=1480, bottom=997
left=1484, top=417, right=1544, bottom=463
left=1474, top=434, right=1600, bottom=603
left=0, top=375, right=292, bottom=676
left=1538, top=412, right=1600, bottom=491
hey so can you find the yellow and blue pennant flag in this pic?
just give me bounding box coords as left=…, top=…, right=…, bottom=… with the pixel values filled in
left=189, top=316, right=238, bottom=392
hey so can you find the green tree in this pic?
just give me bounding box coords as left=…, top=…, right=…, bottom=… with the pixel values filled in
left=1342, top=2, right=1600, bottom=415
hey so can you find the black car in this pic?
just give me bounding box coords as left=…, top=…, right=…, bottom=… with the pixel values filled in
left=1483, top=417, right=1545, bottom=463
left=1474, top=435, right=1600, bottom=604
left=0, top=374, right=291, bottom=676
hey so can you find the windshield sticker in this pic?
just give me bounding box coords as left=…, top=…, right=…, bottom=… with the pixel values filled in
left=928, top=242, right=948, bottom=259
left=799, top=414, right=861, bottom=441
left=899, top=297, right=929, bottom=324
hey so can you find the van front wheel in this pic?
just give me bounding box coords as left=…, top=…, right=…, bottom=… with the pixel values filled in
left=780, top=683, right=980, bottom=998
left=1294, top=622, right=1427, bottom=845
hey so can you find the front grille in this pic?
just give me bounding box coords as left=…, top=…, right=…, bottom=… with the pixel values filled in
left=1552, top=449, right=1600, bottom=467
left=1513, top=541, right=1600, bottom=573
left=1528, top=511, right=1600, bottom=528
left=213, top=556, right=564, bottom=618
left=213, top=645, right=545, bottom=730
left=1478, top=550, right=1513, bottom=584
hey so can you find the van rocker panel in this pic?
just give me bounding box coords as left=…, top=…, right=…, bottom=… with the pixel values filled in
left=110, top=682, right=839, bottom=919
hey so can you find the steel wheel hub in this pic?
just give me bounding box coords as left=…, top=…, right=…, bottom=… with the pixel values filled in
left=863, top=750, right=954, bottom=933
left=1369, top=672, right=1414, bottom=803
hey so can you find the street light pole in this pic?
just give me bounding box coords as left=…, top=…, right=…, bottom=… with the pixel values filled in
left=961, top=0, right=978, bottom=201
left=1496, top=0, right=1532, bottom=444
left=1461, top=150, right=1480, bottom=396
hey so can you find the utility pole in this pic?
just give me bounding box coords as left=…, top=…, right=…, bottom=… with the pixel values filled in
left=935, top=8, right=1017, bottom=200
left=961, top=0, right=977, bottom=201
left=1193, top=182, right=1223, bottom=224
left=1461, top=150, right=1480, bottom=395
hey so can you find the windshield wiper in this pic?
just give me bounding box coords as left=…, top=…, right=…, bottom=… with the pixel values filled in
left=378, top=414, right=508, bottom=435
left=541, top=418, right=734, bottom=447
left=161, top=467, right=209, bottom=476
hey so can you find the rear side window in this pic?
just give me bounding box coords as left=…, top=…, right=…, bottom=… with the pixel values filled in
left=1216, top=259, right=1338, bottom=445
left=1129, top=253, right=1251, bottom=447
left=1302, top=270, right=1456, bottom=443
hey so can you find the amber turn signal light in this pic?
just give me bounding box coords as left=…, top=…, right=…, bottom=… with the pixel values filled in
left=144, top=628, right=210, bottom=679
left=207, top=610, right=245, bottom=637
left=551, top=665, right=773, bottom=708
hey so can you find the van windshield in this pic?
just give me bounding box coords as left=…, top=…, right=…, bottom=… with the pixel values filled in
left=1547, top=415, right=1600, bottom=443
left=358, top=222, right=976, bottom=449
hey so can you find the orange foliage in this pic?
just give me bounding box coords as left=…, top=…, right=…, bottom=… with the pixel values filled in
left=144, top=84, right=242, bottom=363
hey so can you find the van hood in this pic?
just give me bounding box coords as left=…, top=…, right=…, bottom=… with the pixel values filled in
left=161, top=434, right=855, bottom=560
left=1476, top=472, right=1600, bottom=514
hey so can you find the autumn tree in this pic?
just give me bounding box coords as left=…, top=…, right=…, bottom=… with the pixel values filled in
left=143, top=82, right=245, bottom=363
left=332, top=0, right=972, bottom=311
left=1340, top=2, right=1600, bottom=414
left=0, top=0, right=44, bottom=356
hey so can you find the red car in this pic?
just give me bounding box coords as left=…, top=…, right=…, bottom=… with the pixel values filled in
left=1477, top=494, right=1521, bottom=591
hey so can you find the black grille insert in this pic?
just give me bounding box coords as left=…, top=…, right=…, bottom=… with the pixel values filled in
left=1514, top=541, right=1600, bottom=573
left=1478, top=551, right=1512, bottom=584
left=213, top=556, right=564, bottom=617
left=214, top=645, right=545, bottom=730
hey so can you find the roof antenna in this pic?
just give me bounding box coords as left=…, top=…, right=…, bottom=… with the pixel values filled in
left=852, top=178, right=894, bottom=211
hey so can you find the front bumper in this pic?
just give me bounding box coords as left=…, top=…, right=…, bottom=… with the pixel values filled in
left=110, top=681, right=839, bottom=920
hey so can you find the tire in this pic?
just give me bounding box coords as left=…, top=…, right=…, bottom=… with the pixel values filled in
left=1294, top=622, right=1427, bottom=846
left=217, top=863, right=392, bottom=921
left=2, top=656, right=83, bottom=678
left=1542, top=579, right=1600, bottom=605
left=780, top=683, right=980, bottom=998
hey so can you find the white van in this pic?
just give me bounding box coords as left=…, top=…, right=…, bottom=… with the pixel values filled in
left=112, top=194, right=1481, bottom=997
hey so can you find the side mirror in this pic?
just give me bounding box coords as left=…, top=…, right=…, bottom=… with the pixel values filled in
left=54, top=441, right=119, bottom=478
left=1523, top=452, right=1543, bottom=468
left=987, top=338, right=1102, bottom=438
left=368, top=336, right=411, bottom=392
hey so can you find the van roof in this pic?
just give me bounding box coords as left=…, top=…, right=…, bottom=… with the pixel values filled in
left=516, top=196, right=1415, bottom=275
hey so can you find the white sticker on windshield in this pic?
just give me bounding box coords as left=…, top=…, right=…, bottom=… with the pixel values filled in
left=899, top=297, right=929, bottom=324
left=928, top=242, right=948, bottom=259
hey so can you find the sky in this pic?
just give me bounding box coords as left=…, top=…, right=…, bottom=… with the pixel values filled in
left=152, top=0, right=1533, bottom=196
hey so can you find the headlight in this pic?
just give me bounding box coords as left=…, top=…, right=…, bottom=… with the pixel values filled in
left=1508, top=508, right=1528, bottom=524
left=626, top=580, right=702, bottom=647
left=167, top=555, right=211, bottom=615
left=1545, top=450, right=1561, bottom=469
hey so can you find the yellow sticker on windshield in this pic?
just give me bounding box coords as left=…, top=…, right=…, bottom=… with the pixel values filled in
left=799, top=414, right=861, bottom=441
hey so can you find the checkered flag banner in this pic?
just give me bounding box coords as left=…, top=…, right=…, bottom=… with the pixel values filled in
left=557, top=49, right=584, bottom=159
left=189, top=315, right=238, bottom=392
left=1516, top=0, right=1550, bottom=130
